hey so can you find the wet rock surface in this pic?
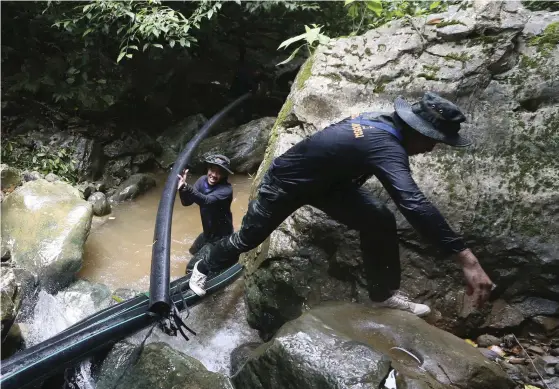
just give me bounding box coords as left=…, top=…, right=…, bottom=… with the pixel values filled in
left=191, top=117, right=276, bottom=174
left=108, top=173, right=156, bottom=203
left=97, top=342, right=233, bottom=389
left=234, top=303, right=514, bottom=389
left=88, top=191, right=111, bottom=216
left=1, top=179, right=93, bottom=292
left=156, top=114, right=208, bottom=168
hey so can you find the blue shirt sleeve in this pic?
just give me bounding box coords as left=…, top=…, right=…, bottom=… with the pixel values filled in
left=188, top=180, right=232, bottom=206
left=179, top=176, right=206, bottom=206
left=367, top=143, right=467, bottom=255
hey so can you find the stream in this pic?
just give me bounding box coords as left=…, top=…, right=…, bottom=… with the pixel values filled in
left=20, top=173, right=260, bottom=386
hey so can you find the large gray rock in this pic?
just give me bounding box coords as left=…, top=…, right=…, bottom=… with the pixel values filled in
left=45, top=132, right=105, bottom=181
left=0, top=164, right=22, bottom=191
left=109, top=173, right=156, bottom=203
left=156, top=114, right=208, bottom=168
left=88, top=192, right=111, bottom=216
left=234, top=303, right=514, bottom=389
left=191, top=117, right=276, bottom=174
left=103, top=132, right=160, bottom=159
left=97, top=342, right=232, bottom=389
left=1, top=180, right=93, bottom=292
left=241, top=4, right=559, bottom=338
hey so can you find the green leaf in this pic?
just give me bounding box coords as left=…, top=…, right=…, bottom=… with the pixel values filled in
left=97, top=79, right=106, bottom=84
left=143, top=43, right=150, bottom=52
left=129, top=45, right=139, bottom=51
left=169, top=40, right=175, bottom=48
left=207, top=9, right=213, bottom=19
left=344, top=0, right=356, bottom=5
left=366, top=0, right=383, bottom=17
left=278, top=32, right=307, bottom=50
left=126, top=54, right=133, bottom=58
left=152, top=43, right=164, bottom=49
left=430, top=1, right=441, bottom=10
left=82, top=28, right=93, bottom=37
left=318, top=34, right=330, bottom=45
left=276, top=45, right=302, bottom=66
left=305, top=25, right=321, bottom=45
left=66, top=77, right=75, bottom=84
left=117, top=51, right=126, bottom=63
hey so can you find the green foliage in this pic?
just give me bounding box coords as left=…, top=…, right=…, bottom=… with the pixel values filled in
left=2, top=140, right=79, bottom=183
left=52, top=0, right=222, bottom=62
left=277, top=24, right=330, bottom=66
left=521, top=0, right=559, bottom=12
left=529, top=22, right=559, bottom=56
left=344, top=0, right=448, bottom=34
left=243, top=1, right=320, bottom=14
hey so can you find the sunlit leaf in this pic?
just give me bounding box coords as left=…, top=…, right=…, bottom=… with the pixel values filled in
left=344, top=0, right=356, bottom=5
left=366, top=0, right=383, bottom=17
left=117, top=51, right=126, bottom=63
left=278, top=32, right=307, bottom=50
left=276, top=45, right=302, bottom=66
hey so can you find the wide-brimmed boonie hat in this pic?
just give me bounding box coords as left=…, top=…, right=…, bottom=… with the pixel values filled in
left=394, top=92, right=471, bottom=147
left=204, top=154, right=234, bottom=175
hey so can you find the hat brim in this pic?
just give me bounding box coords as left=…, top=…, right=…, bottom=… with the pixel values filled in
left=206, top=162, right=234, bottom=175
left=394, top=96, right=472, bottom=147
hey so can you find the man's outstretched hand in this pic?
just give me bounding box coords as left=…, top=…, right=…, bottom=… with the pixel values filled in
left=454, top=249, right=494, bottom=308
left=177, top=169, right=189, bottom=191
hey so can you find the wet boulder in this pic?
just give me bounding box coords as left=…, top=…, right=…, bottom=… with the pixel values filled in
left=97, top=342, right=232, bottom=389
left=1, top=179, right=93, bottom=292
left=20, top=279, right=112, bottom=347
left=109, top=173, right=156, bottom=204
left=0, top=164, right=22, bottom=191
left=234, top=303, right=514, bottom=389
left=191, top=117, right=276, bottom=174
left=1, top=267, right=22, bottom=337
left=156, top=114, right=208, bottom=168
left=88, top=192, right=111, bottom=216
left=241, top=4, right=559, bottom=338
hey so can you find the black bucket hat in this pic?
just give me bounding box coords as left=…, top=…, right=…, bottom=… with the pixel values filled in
left=204, top=154, right=234, bottom=175
left=394, top=91, right=471, bottom=147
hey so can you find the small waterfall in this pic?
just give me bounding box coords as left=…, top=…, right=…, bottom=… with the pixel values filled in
left=18, top=288, right=108, bottom=388
left=139, top=278, right=260, bottom=374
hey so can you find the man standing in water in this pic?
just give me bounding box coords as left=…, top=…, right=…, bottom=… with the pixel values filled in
left=177, top=154, right=236, bottom=272
left=188, top=92, right=494, bottom=315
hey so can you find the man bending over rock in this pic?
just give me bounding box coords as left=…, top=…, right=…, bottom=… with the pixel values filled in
left=177, top=154, right=237, bottom=272
left=188, top=92, right=494, bottom=316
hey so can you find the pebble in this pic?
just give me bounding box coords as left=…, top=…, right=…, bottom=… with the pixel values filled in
left=508, top=357, right=526, bottom=364
left=551, top=348, right=559, bottom=357
left=477, top=334, right=501, bottom=348
left=503, top=334, right=516, bottom=349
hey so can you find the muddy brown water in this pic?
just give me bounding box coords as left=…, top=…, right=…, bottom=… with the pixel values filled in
left=78, top=174, right=252, bottom=291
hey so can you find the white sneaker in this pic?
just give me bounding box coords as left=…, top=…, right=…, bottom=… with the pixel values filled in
left=374, top=292, right=431, bottom=317
left=189, top=262, right=207, bottom=297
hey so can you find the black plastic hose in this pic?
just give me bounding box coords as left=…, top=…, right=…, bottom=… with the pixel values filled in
left=0, top=264, right=243, bottom=389
left=149, top=93, right=252, bottom=317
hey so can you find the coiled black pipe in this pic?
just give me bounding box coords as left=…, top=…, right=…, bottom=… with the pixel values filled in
left=149, top=93, right=252, bottom=317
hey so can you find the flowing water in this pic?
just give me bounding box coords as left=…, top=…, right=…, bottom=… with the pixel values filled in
left=19, top=173, right=261, bottom=387
left=78, top=173, right=252, bottom=291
